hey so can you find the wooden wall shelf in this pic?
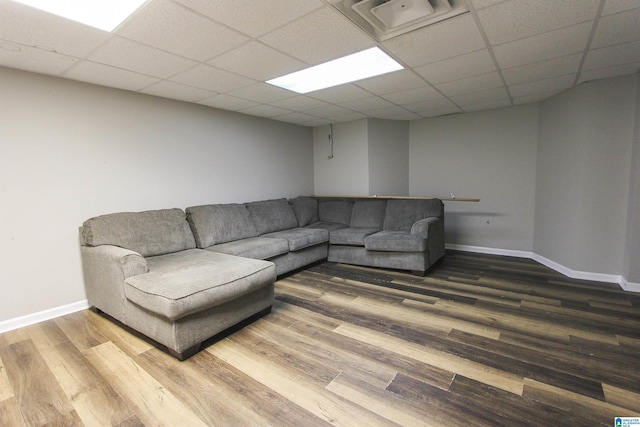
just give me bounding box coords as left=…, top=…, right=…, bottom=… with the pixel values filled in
left=310, top=195, right=480, bottom=202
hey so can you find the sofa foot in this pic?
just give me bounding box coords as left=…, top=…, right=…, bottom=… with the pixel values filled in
left=411, top=270, right=426, bottom=277
left=169, top=344, right=202, bottom=361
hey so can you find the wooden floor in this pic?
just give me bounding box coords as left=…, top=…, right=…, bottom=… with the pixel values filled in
left=1, top=251, right=639, bottom=426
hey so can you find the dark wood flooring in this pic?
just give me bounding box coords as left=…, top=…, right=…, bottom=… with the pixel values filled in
left=1, top=250, right=639, bottom=426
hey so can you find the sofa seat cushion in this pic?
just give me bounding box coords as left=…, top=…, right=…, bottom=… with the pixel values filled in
left=307, top=221, right=348, bottom=232
left=364, top=231, right=427, bottom=252
left=262, top=228, right=328, bottom=251
left=124, top=249, right=275, bottom=321
left=330, top=227, right=380, bottom=246
left=206, top=237, right=289, bottom=260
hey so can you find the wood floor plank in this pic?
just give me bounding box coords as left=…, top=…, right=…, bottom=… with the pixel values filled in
left=0, top=398, right=26, bottom=427
left=207, top=337, right=393, bottom=426
left=0, top=353, right=14, bottom=402
left=84, top=341, right=209, bottom=427
left=522, top=378, right=632, bottom=423
left=0, top=339, right=76, bottom=427
left=333, top=322, right=525, bottom=395
left=602, top=383, right=640, bottom=413
left=326, top=372, right=431, bottom=427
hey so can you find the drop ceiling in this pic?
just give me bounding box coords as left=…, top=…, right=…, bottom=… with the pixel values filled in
left=1, top=0, right=639, bottom=127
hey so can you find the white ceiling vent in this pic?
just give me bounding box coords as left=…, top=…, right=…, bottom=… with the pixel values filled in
left=332, top=0, right=469, bottom=41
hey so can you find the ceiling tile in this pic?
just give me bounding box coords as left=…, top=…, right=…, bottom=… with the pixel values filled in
left=583, top=40, right=640, bottom=71
left=509, top=74, right=575, bottom=98
left=493, top=22, right=592, bottom=69
left=89, top=37, right=197, bottom=79
left=307, top=84, right=372, bottom=103
left=0, top=39, right=77, bottom=76
left=476, top=0, right=600, bottom=45
left=434, top=72, right=504, bottom=97
left=383, top=14, right=486, bottom=67
left=303, top=104, right=357, bottom=120
left=171, top=64, right=256, bottom=93
left=450, top=86, right=509, bottom=107
left=365, top=106, right=421, bottom=120
left=227, top=83, right=296, bottom=104
left=63, top=61, right=160, bottom=91
left=354, top=69, right=427, bottom=95
left=382, top=86, right=443, bottom=104
left=512, top=90, right=563, bottom=105
left=175, top=0, right=324, bottom=38
left=270, top=96, right=330, bottom=112
left=0, top=1, right=110, bottom=58
left=590, top=7, right=640, bottom=49
left=501, top=53, right=582, bottom=85
left=338, top=96, right=395, bottom=112
left=140, top=80, right=216, bottom=102
left=198, top=94, right=260, bottom=111
left=117, top=0, right=248, bottom=62
left=462, top=98, right=512, bottom=112
left=602, top=0, right=640, bottom=15
left=260, top=7, right=375, bottom=65
left=578, top=62, right=640, bottom=84
left=470, top=0, right=509, bottom=10
left=414, top=49, right=496, bottom=84
left=209, top=41, right=306, bottom=81
left=402, top=97, right=459, bottom=114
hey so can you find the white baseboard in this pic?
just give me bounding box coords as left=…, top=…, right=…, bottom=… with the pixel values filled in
left=0, top=300, right=89, bottom=334
left=620, top=278, right=640, bottom=293
left=446, top=243, right=639, bottom=294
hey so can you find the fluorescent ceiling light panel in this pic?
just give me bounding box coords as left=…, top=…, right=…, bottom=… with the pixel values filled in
left=11, top=0, right=148, bottom=32
left=267, top=47, right=404, bottom=94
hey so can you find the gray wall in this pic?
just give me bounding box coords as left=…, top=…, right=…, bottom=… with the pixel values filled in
left=313, top=120, right=369, bottom=195
left=623, top=72, right=640, bottom=284
left=368, top=119, right=409, bottom=196
left=409, top=104, right=539, bottom=252
left=534, top=75, right=635, bottom=275
left=0, top=67, right=314, bottom=323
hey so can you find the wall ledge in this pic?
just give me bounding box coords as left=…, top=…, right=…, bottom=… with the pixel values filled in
left=0, top=300, right=89, bottom=334
left=446, top=243, right=639, bottom=294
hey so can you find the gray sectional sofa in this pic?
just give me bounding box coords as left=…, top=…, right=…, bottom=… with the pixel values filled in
left=80, top=196, right=444, bottom=360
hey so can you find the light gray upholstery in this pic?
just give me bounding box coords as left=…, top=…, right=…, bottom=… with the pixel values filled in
left=350, top=199, right=387, bottom=228
left=318, top=200, right=353, bottom=226
left=364, top=230, right=427, bottom=252
left=186, top=204, right=258, bottom=248
left=246, top=198, right=297, bottom=234
left=82, top=208, right=196, bottom=257
left=206, top=237, right=289, bottom=260
left=80, top=208, right=276, bottom=360
left=330, top=227, right=380, bottom=246
left=125, top=250, right=274, bottom=321
left=262, top=228, right=328, bottom=251
left=289, top=197, right=318, bottom=227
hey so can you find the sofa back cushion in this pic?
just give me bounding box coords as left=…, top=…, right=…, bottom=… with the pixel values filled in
left=82, top=208, right=196, bottom=257
left=350, top=199, right=387, bottom=229
left=246, top=198, right=298, bottom=234
left=383, top=199, right=443, bottom=231
left=288, top=197, right=319, bottom=227
left=186, top=204, right=259, bottom=248
left=318, top=200, right=353, bottom=226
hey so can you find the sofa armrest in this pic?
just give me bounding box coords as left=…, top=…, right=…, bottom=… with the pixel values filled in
left=81, top=245, right=148, bottom=321
left=410, top=217, right=440, bottom=239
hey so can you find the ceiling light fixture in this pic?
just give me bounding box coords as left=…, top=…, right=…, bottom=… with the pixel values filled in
left=11, top=0, right=148, bottom=32
left=266, top=47, right=404, bottom=94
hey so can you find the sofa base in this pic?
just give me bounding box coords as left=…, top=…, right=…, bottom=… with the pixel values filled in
left=328, top=245, right=442, bottom=274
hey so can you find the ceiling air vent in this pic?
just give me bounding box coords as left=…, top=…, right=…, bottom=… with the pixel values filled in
left=332, top=0, right=469, bottom=41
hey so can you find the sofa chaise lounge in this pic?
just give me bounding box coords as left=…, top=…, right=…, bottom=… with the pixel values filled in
left=80, top=196, right=444, bottom=360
